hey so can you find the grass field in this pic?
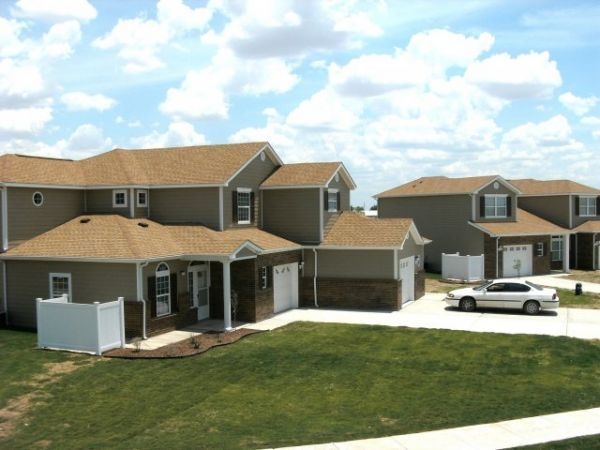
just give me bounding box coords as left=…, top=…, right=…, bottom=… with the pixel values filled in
left=1, top=324, right=600, bottom=449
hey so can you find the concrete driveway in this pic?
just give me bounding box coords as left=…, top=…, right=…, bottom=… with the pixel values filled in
left=249, top=293, right=600, bottom=340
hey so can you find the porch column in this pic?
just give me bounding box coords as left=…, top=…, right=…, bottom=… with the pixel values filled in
left=222, top=259, right=232, bottom=330
left=563, top=234, right=570, bottom=273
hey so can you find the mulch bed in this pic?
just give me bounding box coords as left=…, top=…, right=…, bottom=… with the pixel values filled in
left=104, top=328, right=263, bottom=359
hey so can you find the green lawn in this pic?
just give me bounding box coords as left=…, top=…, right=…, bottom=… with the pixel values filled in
left=1, top=324, right=600, bottom=449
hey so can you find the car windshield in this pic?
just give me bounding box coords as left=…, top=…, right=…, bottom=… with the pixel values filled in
left=473, top=280, right=493, bottom=291
left=525, top=280, right=543, bottom=290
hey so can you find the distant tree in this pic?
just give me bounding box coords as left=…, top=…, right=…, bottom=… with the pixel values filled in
left=351, top=205, right=364, bottom=212
left=369, top=204, right=378, bottom=211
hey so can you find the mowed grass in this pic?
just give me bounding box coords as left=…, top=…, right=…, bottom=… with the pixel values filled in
left=2, top=324, right=600, bottom=449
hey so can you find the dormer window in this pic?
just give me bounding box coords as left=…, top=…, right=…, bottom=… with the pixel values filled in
left=113, top=189, right=127, bottom=208
left=578, top=196, right=597, bottom=217
left=483, top=195, right=508, bottom=218
left=327, top=189, right=339, bottom=212
left=234, top=188, right=253, bottom=225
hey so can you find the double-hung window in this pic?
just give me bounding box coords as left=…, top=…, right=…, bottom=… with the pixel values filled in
left=551, top=236, right=563, bottom=262
left=579, top=196, right=597, bottom=217
left=155, top=263, right=171, bottom=316
left=484, top=195, right=507, bottom=218
left=236, top=188, right=252, bottom=224
left=49, top=273, right=71, bottom=300
left=327, top=189, right=339, bottom=212
left=113, top=189, right=127, bottom=208
left=137, top=190, right=148, bottom=207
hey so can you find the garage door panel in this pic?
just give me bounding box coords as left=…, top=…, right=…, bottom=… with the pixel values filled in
left=502, top=245, right=532, bottom=277
left=274, top=263, right=298, bottom=313
left=399, top=256, right=415, bottom=303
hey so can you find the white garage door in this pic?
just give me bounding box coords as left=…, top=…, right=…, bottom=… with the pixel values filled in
left=399, top=256, right=415, bottom=304
left=502, top=245, right=532, bottom=277
left=273, top=263, right=299, bottom=313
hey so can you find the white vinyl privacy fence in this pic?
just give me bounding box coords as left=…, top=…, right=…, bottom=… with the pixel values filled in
left=442, top=253, right=485, bottom=282
left=36, top=294, right=125, bottom=355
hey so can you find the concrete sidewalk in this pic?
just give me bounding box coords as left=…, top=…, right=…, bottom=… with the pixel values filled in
left=528, top=273, right=600, bottom=294
left=270, top=407, right=600, bottom=450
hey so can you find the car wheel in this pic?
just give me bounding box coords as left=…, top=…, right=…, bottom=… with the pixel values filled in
left=524, top=300, right=540, bottom=315
left=460, top=297, right=476, bottom=312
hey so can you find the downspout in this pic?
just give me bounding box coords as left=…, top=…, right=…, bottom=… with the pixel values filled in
left=2, top=186, right=8, bottom=252
left=2, top=261, right=7, bottom=325
left=137, top=261, right=149, bottom=339
left=495, top=237, right=500, bottom=278
left=312, top=248, right=319, bottom=308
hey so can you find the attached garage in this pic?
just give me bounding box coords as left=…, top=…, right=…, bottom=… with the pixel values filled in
left=503, top=245, right=532, bottom=277
left=273, top=262, right=298, bottom=313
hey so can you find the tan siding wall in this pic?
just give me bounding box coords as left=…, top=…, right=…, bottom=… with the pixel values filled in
left=518, top=196, right=570, bottom=228
left=149, top=188, right=220, bottom=228
left=262, top=189, right=321, bottom=244
left=379, top=195, right=483, bottom=272
left=304, top=249, right=394, bottom=279
left=85, top=189, right=130, bottom=216
left=8, top=188, right=84, bottom=245
left=399, top=232, right=425, bottom=264
left=6, top=260, right=137, bottom=329
left=133, top=189, right=149, bottom=219
left=224, top=154, right=278, bottom=228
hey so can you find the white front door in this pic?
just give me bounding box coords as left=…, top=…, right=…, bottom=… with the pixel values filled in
left=502, top=245, right=532, bottom=277
left=274, top=263, right=299, bottom=313
left=399, top=256, right=415, bottom=303
left=189, top=264, right=210, bottom=320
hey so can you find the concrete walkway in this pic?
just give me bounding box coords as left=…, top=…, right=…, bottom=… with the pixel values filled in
left=269, top=407, right=600, bottom=450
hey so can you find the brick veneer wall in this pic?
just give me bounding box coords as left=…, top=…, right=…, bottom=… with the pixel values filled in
left=483, top=235, right=551, bottom=278
left=124, top=301, right=143, bottom=338
left=300, top=277, right=401, bottom=311
left=414, top=270, right=425, bottom=300
left=125, top=293, right=197, bottom=339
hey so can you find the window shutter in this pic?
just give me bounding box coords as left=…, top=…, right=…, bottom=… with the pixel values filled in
left=336, top=192, right=341, bottom=211
left=506, top=196, right=512, bottom=217
left=596, top=197, right=600, bottom=216
left=232, top=191, right=238, bottom=222
left=148, top=276, right=156, bottom=318
left=170, top=273, right=178, bottom=313
left=574, top=196, right=580, bottom=216
left=480, top=196, right=485, bottom=217
left=250, top=192, right=255, bottom=224
left=324, top=190, right=328, bottom=211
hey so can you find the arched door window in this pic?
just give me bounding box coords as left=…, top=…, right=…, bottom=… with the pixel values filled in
left=155, top=263, right=171, bottom=316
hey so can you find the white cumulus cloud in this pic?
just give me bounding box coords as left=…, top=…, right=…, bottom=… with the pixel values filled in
left=60, top=91, right=117, bottom=112
left=465, top=51, right=562, bottom=99
left=12, top=0, right=97, bottom=22
left=559, top=92, right=599, bottom=116
left=131, top=121, right=207, bottom=148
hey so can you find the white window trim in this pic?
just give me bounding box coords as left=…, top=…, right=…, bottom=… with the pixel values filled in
left=237, top=188, right=252, bottom=225
left=327, top=188, right=339, bottom=212
left=49, top=272, right=72, bottom=300
left=259, top=266, right=269, bottom=290
left=155, top=262, right=171, bottom=317
left=579, top=196, right=597, bottom=217
left=484, top=194, right=507, bottom=218
left=112, top=189, right=128, bottom=208
left=136, top=189, right=148, bottom=207
left=32, top=191, right=44, bottom=207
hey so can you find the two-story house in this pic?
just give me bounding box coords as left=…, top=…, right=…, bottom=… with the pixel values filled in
left=376, top=175, right=570, bottom=279
left=0, top=142, right=428, bottom=337
left=510, top=179, right=600, bottom=271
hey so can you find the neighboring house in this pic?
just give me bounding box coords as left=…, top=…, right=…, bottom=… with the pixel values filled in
left=0, top=142, right=428, bottom=336
left=376, top=175, right=570, bottom=279
left=510, top=179, right=600, bottom=270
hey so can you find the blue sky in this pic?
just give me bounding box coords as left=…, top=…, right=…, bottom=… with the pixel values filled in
left=1, top=0, right=599, bottom=207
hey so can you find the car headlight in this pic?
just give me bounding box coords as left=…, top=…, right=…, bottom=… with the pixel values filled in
left=447, top=292, right=454, bottom=298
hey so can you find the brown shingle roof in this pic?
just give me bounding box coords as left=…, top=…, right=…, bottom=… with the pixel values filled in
left=471, top=209, right=570, bottom=237
left=0, top=142, right=275, bottom=187
left=261, top=162, right=356, bottom=189
left=321, top=211, right=418, bottom=247
left=376, top=175, right=510, bottom=198
left=1, top=215, right=300, bottom=261
left=573, top=220, right=600, bottom=233
left=510, top=179, right=600, bottom=195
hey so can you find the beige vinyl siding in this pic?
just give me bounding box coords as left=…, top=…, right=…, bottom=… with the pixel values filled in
left=6, top=260, right=137, bottom=329
left=134, top=189, right=149, bottom=219
left=518, top=195, right=571, bottom=228
left=304, top=249, right=394, bottom=279
left=379, top=195, right=483, bottom=272
left=0, top=190, right=3, bottom=249
left=324, top=177, right=351, bottom=227
left=149, top=187, right=220, bottom=228
left=262, top=189, right=321, bottom=244
left=399, top=232, right=424, bottom=263
left=85, top=189, right=130, bottom=216
left=476, top=183, right=517, bottom=222
left=8, top=188, right=84, bottom=246
left=224, top=153, right=278, bottom=228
